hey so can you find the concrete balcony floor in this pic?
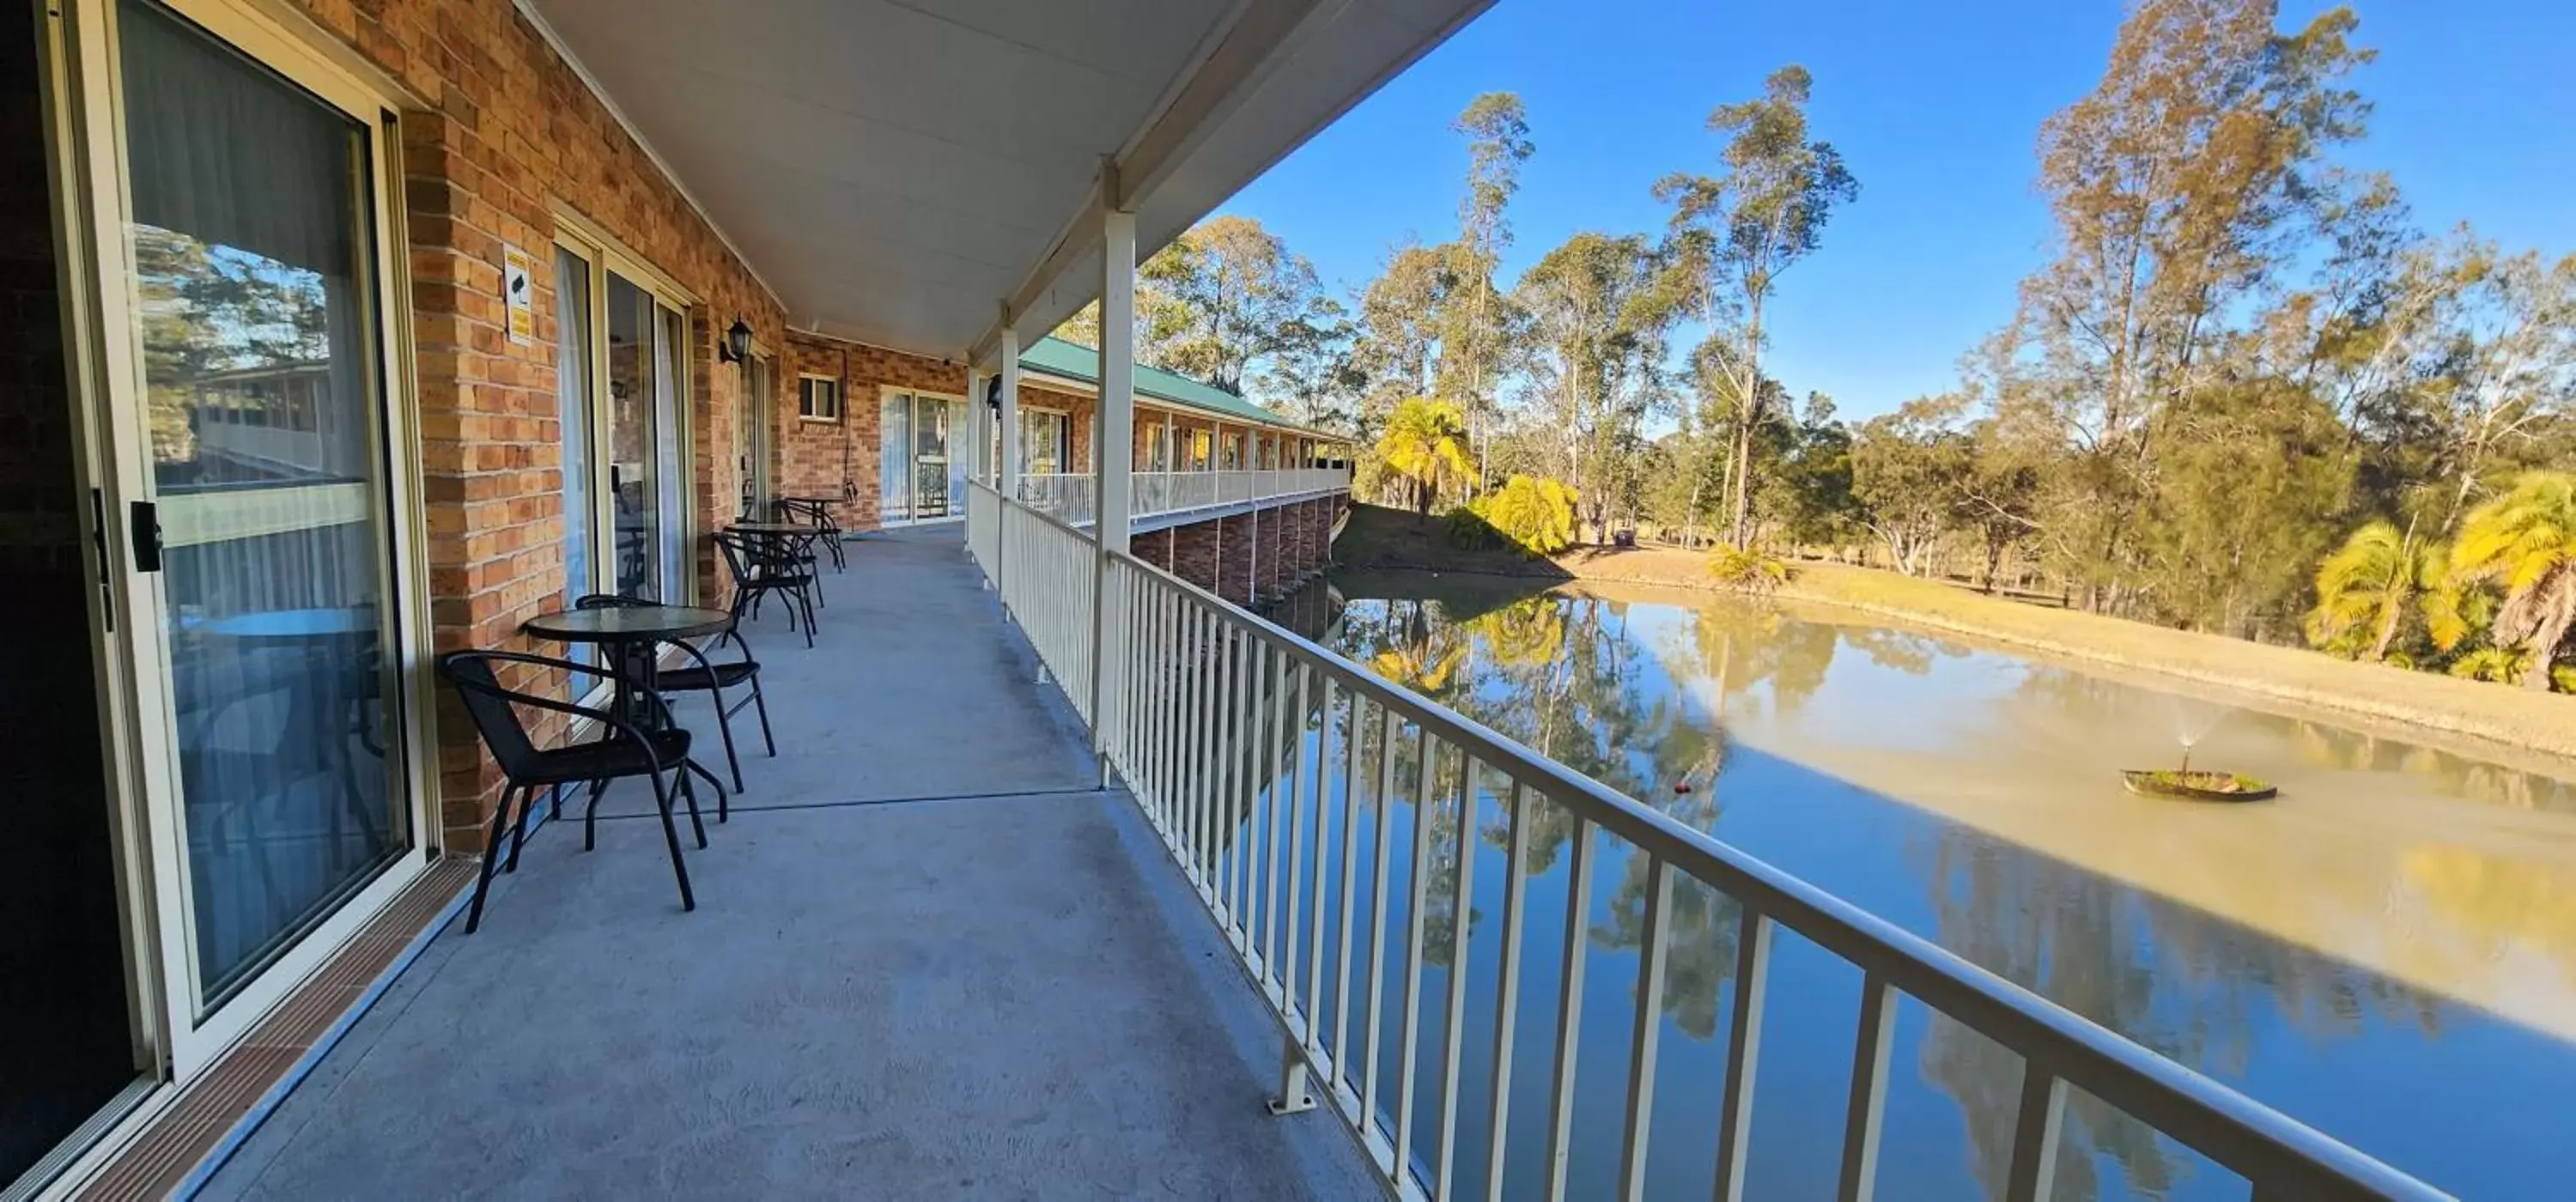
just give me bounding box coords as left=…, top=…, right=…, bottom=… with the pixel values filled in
left=200, top=525, right=1378, bottom=1200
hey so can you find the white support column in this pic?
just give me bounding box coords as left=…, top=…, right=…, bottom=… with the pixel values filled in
left=1099, top=211, right=1136, bottom=555
left=1092, top=203, right=1137, bottom=782
left=963, top=366, right=987, bottom=484
left=999, top=323, right=1022, bottom=501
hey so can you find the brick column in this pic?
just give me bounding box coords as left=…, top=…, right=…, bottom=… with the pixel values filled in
left=1172, top=519, right=1220, bottom=593
left=1218, top=513, right=1255, bottom=605
left=1133, top=526, right=1172, bottom=572
left=1290, top=499, right=1314, bottom=580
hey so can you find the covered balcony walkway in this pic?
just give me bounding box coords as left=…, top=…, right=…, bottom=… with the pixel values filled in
left=196, top=527, right=1377, bottom=1200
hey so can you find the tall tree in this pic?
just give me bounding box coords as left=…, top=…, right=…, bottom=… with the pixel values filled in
left=2004, top=0, right=2373, bottom=608
left=1142, top=215, right=1331, bottom=393
left=1850, top=395, right=1976, bottom=575
left=1515, top=232, right=1677, bottom=537
left=1260, top=298, right=1364, bottom=430
left=1352, top=240, right=1455, bottom=432
left=1656, top=64, right=1859, bottom=548
left=1439, top=92, right=1535, bottom=488
left=2422, top=250, right=2576, bottom=525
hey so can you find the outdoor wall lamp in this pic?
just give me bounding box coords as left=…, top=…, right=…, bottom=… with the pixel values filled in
left=720, top=316, right=753, bottom=365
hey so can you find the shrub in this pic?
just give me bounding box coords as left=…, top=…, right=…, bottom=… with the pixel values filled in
left=2445, top=647, right=2529, bottom=683
left=1446, top=474, right=1577, bottom=556
left=1706, top=543, right=1790, bottom=594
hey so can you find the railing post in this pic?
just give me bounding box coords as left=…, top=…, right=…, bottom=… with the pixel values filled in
left=1091, top=198, right=1135, bottom=785
left=1267, top=1037, right=1317, bottom=1116
left=995, top=323, right=1019, bottom=602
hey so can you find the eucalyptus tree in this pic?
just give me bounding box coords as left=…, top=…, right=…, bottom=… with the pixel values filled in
left=1352, top=239, right=1455, bottom=433
left=1514, top=232, right=1679, bottom=537
left=1143, top=214, right=1334, bottom=394
left=1655, top=64, right=1859, bottom=547
left=1438, top=92, right=1534, bottom=488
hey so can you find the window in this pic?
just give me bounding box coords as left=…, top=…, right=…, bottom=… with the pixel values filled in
left=1018, top=410, right=1072, bottom=476
left=799, top=375, right=841, bottom=422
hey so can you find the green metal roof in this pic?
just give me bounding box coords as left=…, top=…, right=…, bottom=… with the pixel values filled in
left=1018, top=336, right=1337, bottom=439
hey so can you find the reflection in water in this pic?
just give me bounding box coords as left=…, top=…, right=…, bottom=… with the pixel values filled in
left=1303, top=571, right=2576, bottom=1199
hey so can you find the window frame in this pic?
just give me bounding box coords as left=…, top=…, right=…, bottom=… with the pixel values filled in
left=798, top=373, right=841, bottom=423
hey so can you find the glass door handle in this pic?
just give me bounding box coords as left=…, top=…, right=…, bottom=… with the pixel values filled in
left=129, top=500, right=164, bottom=574
left=90, top=489, right=117, bottom=628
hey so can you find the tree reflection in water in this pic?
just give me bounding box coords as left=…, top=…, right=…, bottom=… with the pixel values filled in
left=1319, top=575, right=2550, bottom=1199
left=1917, top=826, right=2442, bottom=1199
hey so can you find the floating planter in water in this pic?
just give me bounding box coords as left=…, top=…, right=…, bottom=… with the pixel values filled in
left=2121, top=769, right=2278, bottom=803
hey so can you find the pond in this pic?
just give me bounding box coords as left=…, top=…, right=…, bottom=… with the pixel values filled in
left=1234, top=568, right=2576, bottom=1200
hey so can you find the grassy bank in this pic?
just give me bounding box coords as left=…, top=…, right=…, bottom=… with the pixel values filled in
left=1334, top=504, right=2576, bottom=762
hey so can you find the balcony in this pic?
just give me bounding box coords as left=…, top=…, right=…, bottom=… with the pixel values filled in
left=182, top=507, right=2451, bottom=1202
left=193, top=526, right=1381, bottom=1199
left=1017, top=467, right=1352, bottom=530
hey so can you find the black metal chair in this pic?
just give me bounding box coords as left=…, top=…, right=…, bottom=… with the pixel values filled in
left=775, top=497, right=847, bottom=572
left=436, top=650, right=709, bottom=932
left=574, top=593, right=775, bottom=792
left=716, top=528, right=818, bottom=648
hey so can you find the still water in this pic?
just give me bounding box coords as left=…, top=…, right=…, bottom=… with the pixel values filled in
left=1230, top=570, right=2576, bottom=1199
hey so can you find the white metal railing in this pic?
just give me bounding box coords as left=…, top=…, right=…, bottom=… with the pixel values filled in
left=965, top=477, right=1000, bottom=580
left=975, top=480, right=1097, bottom=721
left=970, top=489, right=2448, bottom=1202
left=1016, top=467, right=1349, bottom=527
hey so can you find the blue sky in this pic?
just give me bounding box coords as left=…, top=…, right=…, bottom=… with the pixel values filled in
left=1227, top=0, right=2576, bottom=421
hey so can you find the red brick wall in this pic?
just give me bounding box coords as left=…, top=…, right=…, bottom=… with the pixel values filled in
left=1171, top=521, right=1219, bottom=593
left=775, top=333, right=969, bottom=531
left=270, top=0, right=799, bottom=847
left=1216, top=514, right=1255, bottom=605
left=1132, top=527, right=1176, bottom=573
left=1254, top=507, right=1280, bottom=599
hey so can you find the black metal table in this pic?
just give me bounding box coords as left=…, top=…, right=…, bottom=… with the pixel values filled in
left=771, top=496, right=848, bottom=572
left=521, top=604, right=735, bottom=727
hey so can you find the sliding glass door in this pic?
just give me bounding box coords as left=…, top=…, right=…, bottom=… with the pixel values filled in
left=556, top=234, right=693, bottom=604
left=118, top=0, right=410, bottom=1012
left=876, top=391, right=966, bottom=524
left=878, top=391, right=912, bottom=524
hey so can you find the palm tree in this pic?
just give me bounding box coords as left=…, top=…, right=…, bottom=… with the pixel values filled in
left=2448, top=472, right=2576, bottom=691
left=1375, top=396, right=1473, bottom=514
left=2305, top=519, right=2444, bottom=663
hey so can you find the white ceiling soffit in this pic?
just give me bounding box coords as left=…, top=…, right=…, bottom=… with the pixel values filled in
left=519, top=0, right=1492, bottom=362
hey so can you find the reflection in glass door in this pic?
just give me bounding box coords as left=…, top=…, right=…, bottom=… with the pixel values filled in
left=605, top=273, right=659, bottom=598
left=877, top=392, right=963, bottom=523
left=736, top=355, right=770, bottom=518
left=914, top=398, right=951, bottom=519
left=878, top=391, right=912, bottom=524
left=118, top=0, right=407, bottom=1005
